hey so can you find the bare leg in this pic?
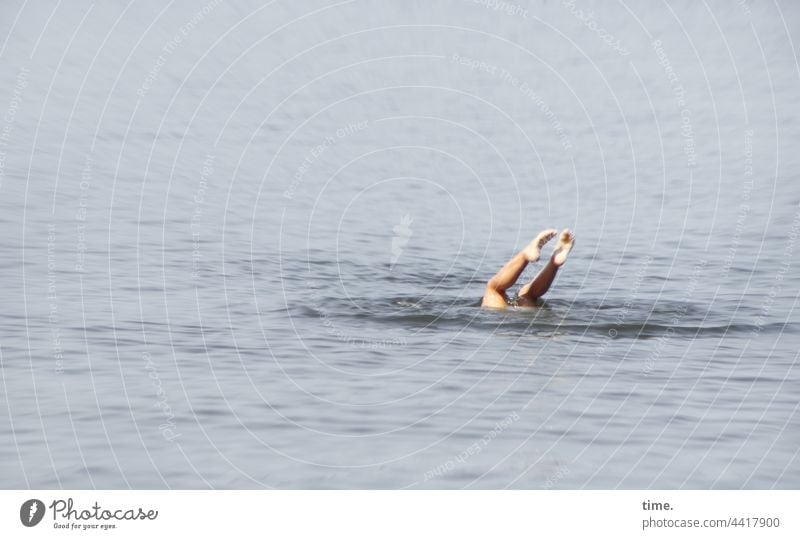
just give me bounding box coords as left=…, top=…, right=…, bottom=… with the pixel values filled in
left=518, top=229, right=575, bottom=305
left=482, top=229, right=557, bottom=308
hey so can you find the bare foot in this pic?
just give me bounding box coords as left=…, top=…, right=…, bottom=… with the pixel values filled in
left=522, top=229, right=557, bottom=262
left=552, top=229, right=575, bottom=267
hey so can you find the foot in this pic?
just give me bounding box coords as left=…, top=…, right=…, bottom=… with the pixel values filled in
left=551, top=229, right=575, bottom=267
left=522, top=229, right=557, bottom=262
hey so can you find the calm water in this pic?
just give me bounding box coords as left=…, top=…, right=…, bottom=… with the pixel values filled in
left=1, top=1, right=799, bottom=488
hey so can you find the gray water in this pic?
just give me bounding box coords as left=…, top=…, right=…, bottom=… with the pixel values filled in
left=1, top=0, right=799, bottom=489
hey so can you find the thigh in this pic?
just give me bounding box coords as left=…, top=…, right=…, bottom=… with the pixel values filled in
left=481, top=288, right=508, bottom=309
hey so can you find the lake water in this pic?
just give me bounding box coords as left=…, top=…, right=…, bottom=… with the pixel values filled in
left=1, top=0, right=798, bottom=488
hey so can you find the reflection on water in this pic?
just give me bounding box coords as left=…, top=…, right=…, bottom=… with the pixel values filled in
left=0, top=1, right=798, bottom=488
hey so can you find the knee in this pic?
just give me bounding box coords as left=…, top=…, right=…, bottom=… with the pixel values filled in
left=486, top=279, right=505, bottom=295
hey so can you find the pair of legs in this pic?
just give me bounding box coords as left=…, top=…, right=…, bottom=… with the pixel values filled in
left=481, top=229, right=575, bottom=309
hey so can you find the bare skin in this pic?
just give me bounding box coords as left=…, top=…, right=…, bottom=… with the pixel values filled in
left=481, top=229, right=575, bottom=309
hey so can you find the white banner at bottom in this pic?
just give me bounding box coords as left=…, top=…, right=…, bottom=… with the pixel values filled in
left=1, top=490, right=796, bottom=538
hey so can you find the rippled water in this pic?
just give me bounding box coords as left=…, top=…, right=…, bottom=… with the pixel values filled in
left=1, top=1, right=799, bottom=488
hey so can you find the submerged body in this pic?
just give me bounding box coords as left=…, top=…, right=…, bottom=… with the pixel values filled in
left=481, top=229, right=575, bottom=309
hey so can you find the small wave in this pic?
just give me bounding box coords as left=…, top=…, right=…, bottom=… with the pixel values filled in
left=286, top=294, right=794, bottom=338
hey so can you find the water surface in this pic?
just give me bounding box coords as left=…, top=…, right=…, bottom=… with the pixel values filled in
left=0, top=0, right=798, bottom=488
